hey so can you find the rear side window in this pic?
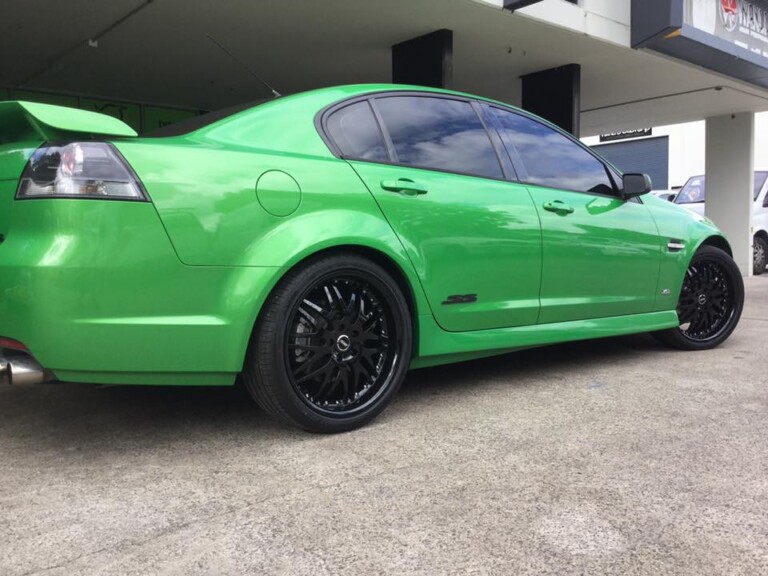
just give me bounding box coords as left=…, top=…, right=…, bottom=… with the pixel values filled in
left=375, top=96, right=503, bottom=180
left=326, top=101, right=389, bottom=162
left=491, top=107, right=615, bottom=195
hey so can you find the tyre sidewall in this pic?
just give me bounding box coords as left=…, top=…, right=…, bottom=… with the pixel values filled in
left=252, top=255, right=412, bottom=433
left=754, top=236, right=767, bottom=276
left=659, top=245, right=744, bottom=351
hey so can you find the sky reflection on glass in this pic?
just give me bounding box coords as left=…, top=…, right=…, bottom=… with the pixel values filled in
left=493, top=109, right=613, bottom=194
left=377, top=97, right=503, bottom=180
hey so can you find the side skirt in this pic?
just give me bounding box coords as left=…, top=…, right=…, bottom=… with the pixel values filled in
left=410, top=310, right=679, bottom=369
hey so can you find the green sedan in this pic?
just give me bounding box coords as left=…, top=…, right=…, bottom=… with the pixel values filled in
left=0, top=85, right=744, bottom=432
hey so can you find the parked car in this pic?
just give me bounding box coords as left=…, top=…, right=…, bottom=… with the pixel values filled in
left=0, top=86, right=744, bottom=432
left=674, top=172, right=768, bottom=275
left=651, top=189, right=678, bottom=202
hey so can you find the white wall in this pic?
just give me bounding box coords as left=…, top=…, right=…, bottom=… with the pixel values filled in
left=473, top=0, right=632, bottom=46
left=583, top=112, right=768, bottom=189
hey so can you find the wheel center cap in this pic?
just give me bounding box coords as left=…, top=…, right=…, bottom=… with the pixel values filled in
left=698, top=294, right=708, bottom=306
left=336, top=334, right=352, bottom=352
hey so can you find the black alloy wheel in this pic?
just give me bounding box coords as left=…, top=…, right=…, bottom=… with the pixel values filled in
left=244, top=254, right=412, bottom=433
left=654, top=246, right=744, bottom=350
left=286, top=276, right=398, bottom=415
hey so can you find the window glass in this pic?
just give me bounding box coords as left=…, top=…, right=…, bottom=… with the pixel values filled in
left=326, top=101, right=389, bottom=162
left=675, top=176, right=705, bottom=204
left=492, top=108, right=614, bottom=195
left=754, top=171, right=767, bottom=201
left=375, top=96, right=503, bottom=179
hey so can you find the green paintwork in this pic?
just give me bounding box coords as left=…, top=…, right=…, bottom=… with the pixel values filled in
left=0, top=85, right=730, bottom=386
left=256, top=170, right=302, bottom=216
left=0, top=100, right=137, bottom=137
left=532, top=188, right=661, bottom=323
left=350, top=162, right=542, bottom=331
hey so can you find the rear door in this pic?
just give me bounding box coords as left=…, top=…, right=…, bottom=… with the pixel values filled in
left=323, top=94, right=542, bottom=332
left=487, top=105, right=662, bottom=324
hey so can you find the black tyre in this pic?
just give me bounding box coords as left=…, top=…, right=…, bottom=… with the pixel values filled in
left=243, top=253, right=412, bottom=433
left=654, top=245, right=744, bottom=350
left=754, top=235, right=767, bottom=276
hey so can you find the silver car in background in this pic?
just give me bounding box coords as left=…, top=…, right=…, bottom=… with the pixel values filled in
left=674, top=172, right=768, bottom=275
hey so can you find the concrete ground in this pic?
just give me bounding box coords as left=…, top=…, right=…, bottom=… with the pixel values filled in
left=1, top=278, right=767, bottom=576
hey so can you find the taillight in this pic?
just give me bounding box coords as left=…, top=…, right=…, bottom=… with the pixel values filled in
left=16, top=142, right=146, bottom=200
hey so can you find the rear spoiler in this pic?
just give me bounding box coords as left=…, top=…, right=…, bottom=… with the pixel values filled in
left=0, top=101, right=137, bottom=142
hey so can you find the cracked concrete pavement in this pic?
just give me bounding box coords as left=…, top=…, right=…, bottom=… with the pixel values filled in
left=1, top=277, right=767, bottom=575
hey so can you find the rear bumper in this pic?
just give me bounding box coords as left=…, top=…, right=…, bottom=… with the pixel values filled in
left=0, top=199, right=282, bottom=385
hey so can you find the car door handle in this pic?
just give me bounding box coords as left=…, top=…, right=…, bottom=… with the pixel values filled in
left=380, top=178, right=428, bottom=196
left=543, top=200, right=574, bottom=214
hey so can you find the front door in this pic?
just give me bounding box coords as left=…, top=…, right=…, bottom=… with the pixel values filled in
left=487, top=105, right=662, bottom=324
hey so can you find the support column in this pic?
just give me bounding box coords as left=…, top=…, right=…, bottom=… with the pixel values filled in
left=392, top=29, right=453, bottom=89
left=521, top=64, right=581, bottom=136
left=705, top=113, right=755, bottom=276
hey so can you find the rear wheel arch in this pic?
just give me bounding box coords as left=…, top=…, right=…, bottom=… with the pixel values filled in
left=246, top=244, right=421, bottom=362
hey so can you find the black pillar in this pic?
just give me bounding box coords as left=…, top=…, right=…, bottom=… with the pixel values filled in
left=521, top=63, right=581, bottom=136
left=392, top=29, right=453, bottom=89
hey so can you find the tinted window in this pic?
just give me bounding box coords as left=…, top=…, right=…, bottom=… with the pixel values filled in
left=326, top=101, right=389, bottom=162
left=375, top=96, right=503, bottom=179
left=492, top=108, right=614, bottom=195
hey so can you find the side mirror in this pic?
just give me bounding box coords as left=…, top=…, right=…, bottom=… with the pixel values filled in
left=622, top=173, right=652, bottom=199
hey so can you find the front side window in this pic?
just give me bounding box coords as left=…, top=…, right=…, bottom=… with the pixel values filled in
left=326, top=101, right=389, bottom=162
left=375, top=96, right=503, bottom=180
left=491, top=107, right=615, bottom=195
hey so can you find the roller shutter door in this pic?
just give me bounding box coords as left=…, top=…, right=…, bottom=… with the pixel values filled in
left=592, top=136, right=669, bottom=190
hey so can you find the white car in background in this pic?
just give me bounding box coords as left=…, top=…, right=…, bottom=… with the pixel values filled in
left=674, top=172, right=768, bottom=275
left=651, top=189, right=678, bottom=202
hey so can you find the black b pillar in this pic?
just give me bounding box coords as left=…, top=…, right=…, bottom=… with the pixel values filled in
left=521, top=63, right=581, bottom=136
left=392, top=29, right=453, bottom=89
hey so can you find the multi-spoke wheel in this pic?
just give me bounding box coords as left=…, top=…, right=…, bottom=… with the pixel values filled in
left=243, top=253, right=412, bottom=432
left=654, top=245, right=744, bottom=350
left=754, top=235, right=767, bottom=276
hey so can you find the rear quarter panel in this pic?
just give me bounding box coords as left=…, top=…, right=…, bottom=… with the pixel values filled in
left=114, top=103, right=431, bottom=317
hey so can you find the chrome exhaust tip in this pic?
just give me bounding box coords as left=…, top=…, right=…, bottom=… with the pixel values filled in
left=0, top=353, right=49, bottom=386
left=0, top=360, right=9, bottom=386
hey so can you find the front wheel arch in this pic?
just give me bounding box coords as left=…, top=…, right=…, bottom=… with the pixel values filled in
left=698, top=235, right=733, bottom=257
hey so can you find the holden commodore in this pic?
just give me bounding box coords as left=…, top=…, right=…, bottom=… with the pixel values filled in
left=0, top=85, right=744, bottom=432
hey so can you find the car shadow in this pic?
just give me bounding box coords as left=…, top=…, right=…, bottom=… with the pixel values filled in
left=0, top=333, right=667, bottom=448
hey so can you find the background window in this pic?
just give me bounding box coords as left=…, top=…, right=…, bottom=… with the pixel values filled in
left=492, top=108, right=614, bottom=194
left=326, top=102, right=389, bottom=162
left=376, top=96, right=503, bottom=180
